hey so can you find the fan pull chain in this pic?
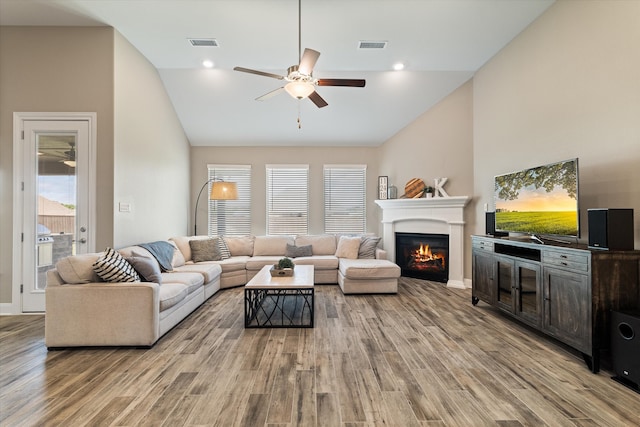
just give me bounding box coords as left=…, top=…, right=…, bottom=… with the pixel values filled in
left=297, top=101, right=302, bottom=129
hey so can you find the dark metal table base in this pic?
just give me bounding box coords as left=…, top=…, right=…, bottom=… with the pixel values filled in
left=244, top=288, right=314, bottom=328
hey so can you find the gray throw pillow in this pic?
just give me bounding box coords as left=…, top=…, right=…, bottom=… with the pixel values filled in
left=189, top=238, right=221, bottom=263
left=358, top=236, right=381, bottom=259
left=285, top=244, right=313, bottom=258
left=126, top=255, right=163, bottom=284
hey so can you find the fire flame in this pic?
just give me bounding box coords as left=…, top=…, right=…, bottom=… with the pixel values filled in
left=411, top=243, right=445, bottom=268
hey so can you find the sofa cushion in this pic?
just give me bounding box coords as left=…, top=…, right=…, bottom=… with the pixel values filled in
left=295, top=235, right=337, bottom=255
left=169, top=240, right=186, bottom=268
left=55, top=253, right=102, bottom=284
left=253, top=235, right=294, bottom=256
left=126, top=254, right=163, bottom=283
left=158, top=283, right=189, bottom=312
left=189, top=238, right=221, bottom=262
left=93, top=247, right=140, bottom=283
left=335, top=236, right=361, bottom=259
left=245, top=256, right=282, bottom=271
left=285, top=243, right=313, bottom=258
left=224, top=236, right=255, bottom=256
left=339, top=259, right=401, bottom=280
left=292, top=255, right=339, bottom=270
left=358, top=236, right=381, bottom=259
left=161, top=272, right=204, bottom=294
left=172, top=263, right=222, bottom=284
left=215, top=256, right=250, bottom=273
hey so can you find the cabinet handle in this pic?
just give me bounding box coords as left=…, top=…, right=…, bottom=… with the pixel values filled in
left=561, top=262, right=568, bottom=266
left=560, top=255, right=567, bottom=259
left=544, top=297, right=551, bottom=301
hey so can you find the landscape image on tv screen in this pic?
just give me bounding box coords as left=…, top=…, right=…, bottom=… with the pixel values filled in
left=495, top=159, right=579, bottom=237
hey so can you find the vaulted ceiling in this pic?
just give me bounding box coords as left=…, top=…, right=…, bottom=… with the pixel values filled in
left=0, top=0, right=555, bottom=146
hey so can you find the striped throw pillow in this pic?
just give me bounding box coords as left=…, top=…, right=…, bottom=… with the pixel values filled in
left=93, top=247, right=140, bottom=282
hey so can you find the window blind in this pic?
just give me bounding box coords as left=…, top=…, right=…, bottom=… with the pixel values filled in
left=207, top=165, right=251, bottom=236
left=324, top=165, right=366, bottom=234
left=266, top=165, right=309, bottom=235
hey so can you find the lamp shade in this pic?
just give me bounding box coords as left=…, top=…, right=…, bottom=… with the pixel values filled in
left=284, top=81, right=315, bottom=99
left=209, top=181, right=238, bottom=200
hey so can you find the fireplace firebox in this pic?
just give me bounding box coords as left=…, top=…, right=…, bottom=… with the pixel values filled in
left=395, top=232, right=449, bottom=283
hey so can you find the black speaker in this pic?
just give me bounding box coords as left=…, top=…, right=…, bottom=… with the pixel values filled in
left=485, top=212, right=507, bottom=237
left=611, top=310, right=640, bottom=387
left=588, top=208, right=634, bottom=250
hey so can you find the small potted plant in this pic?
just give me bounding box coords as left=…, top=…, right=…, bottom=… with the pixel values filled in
left=423, top=186, right=434, bottom=198
left=271, top=257, right=294, bottom=277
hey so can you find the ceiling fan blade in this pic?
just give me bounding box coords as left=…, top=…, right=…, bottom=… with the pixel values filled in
left=298, top=48, right=320, bottom=75
left=233, top=67, right=285, bottom=80
left=317, top=78, right=366, bottom=87
left=308, top=91, right=328, bottom=108
left=256, top=87, right=285, bottom=101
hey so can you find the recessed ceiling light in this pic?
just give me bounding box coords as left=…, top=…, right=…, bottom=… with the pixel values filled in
left=202, top=60, right=214, bottom=68
left=393, top=63, right=405, bottom=71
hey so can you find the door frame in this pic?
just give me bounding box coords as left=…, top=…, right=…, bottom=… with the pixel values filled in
left=12, top=112, right=97, bottom=314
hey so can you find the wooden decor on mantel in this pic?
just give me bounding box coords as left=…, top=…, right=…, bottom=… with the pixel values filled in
left=403, top=178, right=425, bottom=198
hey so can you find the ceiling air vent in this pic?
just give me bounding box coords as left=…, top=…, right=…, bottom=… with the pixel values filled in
left=188, top=38, right=219, bottom=47
left=358, top=40, right=387, bottom=49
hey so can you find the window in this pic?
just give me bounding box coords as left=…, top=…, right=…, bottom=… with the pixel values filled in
left=266, top=165, right=309, bottom=235
left=324, top=165, right=366, bottom=234
left=207, top=165, right=251, bottom=236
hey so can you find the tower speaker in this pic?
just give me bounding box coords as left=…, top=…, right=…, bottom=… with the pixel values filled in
left=611, top=310, right=640, bottom=387
left=485, top=212, right=507, bottom=237
left=588, top=208, right=634, bottom=250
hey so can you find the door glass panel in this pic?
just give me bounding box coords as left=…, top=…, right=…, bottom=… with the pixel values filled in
left=518, top=266, right=538, bottom=317
left=36, top=135, right=77, bottom=290
left=497, top=261, right=513, bottom=307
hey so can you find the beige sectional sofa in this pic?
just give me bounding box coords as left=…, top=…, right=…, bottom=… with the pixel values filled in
left=45, top=234, right=400, bottom=348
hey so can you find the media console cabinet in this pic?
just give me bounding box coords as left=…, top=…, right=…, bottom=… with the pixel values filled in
left=471, top=235, right=640, bottom=373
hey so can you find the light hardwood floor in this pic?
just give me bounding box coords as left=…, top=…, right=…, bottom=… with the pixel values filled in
left=1, top=277, right=638, bottom=426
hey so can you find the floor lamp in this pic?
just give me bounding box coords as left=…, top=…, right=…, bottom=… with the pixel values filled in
left=194, top=179, right=238, bottom=236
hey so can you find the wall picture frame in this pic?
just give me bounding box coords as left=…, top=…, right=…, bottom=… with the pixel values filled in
left=378, top=176, right=388, bottom=200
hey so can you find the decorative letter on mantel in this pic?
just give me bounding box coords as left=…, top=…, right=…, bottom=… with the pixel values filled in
left=434, top=177, right=449, bottom=197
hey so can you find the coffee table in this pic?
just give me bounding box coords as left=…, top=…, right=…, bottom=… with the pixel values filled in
left=244, top=265, right=314, bottom=328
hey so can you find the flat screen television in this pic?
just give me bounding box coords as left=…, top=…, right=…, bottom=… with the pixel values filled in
left=494, top=158, right=579, bottom=239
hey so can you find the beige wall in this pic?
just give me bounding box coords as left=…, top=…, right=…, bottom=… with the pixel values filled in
left=378, top=80, right=475, bottom=277
left=0, top=26, right=115, bottom=304
left=473, top=0, right=640, bottom=248
left=190, top=146, right=380, bottom=236
left=113, top=32, right=191, bottom=247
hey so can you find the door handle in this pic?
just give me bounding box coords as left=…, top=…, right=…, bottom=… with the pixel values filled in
left=80, top=226, right=87, bottom=232
left=79, top=238, right=87, bottom=244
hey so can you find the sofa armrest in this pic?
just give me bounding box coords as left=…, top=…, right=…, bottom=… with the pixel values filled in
left=45, top=282, right=160, bottom=348
left=375, top=248, right=387, bottom=260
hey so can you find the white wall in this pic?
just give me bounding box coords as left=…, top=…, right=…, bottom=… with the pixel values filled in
left=113, top=32, right=191, bottom=247
left=378, top=80, right=475, bottom=277
left=473, top=0, right=640, bottom=248
left=0, top=26, right=115, bottom=305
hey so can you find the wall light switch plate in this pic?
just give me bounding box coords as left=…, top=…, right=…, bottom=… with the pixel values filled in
left=119, top=202, right=132, bottom=213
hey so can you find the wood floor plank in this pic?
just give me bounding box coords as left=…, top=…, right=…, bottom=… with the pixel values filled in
left=1, top=278, right=639, bottom=426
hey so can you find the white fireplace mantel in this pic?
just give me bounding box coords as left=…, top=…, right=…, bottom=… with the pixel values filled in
left=375, top=196, right=471, bottom=288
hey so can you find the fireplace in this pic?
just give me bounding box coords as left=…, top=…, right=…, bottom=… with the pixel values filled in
left=375, top=196, right=470, bottom=288
left=395, top=232, right=449, bottom=283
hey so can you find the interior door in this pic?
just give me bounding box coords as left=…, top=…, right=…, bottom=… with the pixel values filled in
left=20, top=119, right=93, bottom=312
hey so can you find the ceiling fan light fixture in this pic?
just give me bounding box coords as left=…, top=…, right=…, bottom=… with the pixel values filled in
left=284, top=81, right=315, bottom=99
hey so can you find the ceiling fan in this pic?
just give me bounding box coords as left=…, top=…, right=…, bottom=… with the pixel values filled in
left=233, top=0, right=365, bottom=108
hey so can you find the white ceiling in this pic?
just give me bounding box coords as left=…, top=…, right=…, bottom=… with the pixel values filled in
left=0, top=0, right=555, bottom=146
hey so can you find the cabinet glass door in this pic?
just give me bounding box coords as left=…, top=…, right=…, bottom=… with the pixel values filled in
left=517, top=262, right=541, bottom=325
left=496, top=258, right=514, bottom=311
